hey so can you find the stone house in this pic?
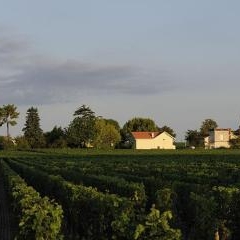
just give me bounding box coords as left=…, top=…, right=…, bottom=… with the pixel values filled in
left=204, top=128, right=237, bottom=149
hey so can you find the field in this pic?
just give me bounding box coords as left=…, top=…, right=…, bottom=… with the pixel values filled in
left=1, top=149, right=240, bottom=239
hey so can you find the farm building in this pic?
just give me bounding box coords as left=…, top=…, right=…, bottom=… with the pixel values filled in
left=204, top=128, right=237, bottom=149
left=131, top=131, right=176, bottom=150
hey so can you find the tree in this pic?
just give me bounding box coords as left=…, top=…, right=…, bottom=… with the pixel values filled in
left=22, top=107, right=45, bottom=148
left=67, top=105, right=96, bottom=147
left=159, top=125, right=176, bottom=138
left=200, top=119, right=218, bottom=137
left=121, top=117, right=159, bottom=148
left=93, top=118, right=121, bottom=149
left=104, top=119, right=121, bottom=132
left=44, top=126, right=67, bottom=148
left=230, top=137, right=240, bottom=149
left=185, top=130, right=203, bottom=147
left=14, top=135, right=30, bottom=150
left=0, top=104, right=19, bottom=138
left=0, top=136, right=15, bottom=150
left=123, top=117, right=158, bottom=133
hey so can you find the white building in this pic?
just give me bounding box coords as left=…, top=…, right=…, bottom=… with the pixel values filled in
left=204, top=128, right=237, bottom=149
left=131, top=131, right=176, bottom=150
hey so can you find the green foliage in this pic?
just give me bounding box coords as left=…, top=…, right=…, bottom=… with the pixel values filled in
left=94, top=118, right=121, bottom=149
left=200, top=118, right=218, bottom=137
left=134, top=206, right=181, bottom=240
left=16, top=195, right=63, bottom=240
left=175, top=142, right=186, bottom=149
left=104, top=118, right=121, bottom=132
left=189, top=186, right=240, bottom=240
left=44, top=126, right=67, bottom=148
left=30, top=161, right=147, bottom=206
left=185, top=119, right=218, bottom=148
left=111, top=209, right=134, bottom=239
left=159, top=125, right=176, bottom=138
left=189, top=192, right=218, bottom=240
left=185, top=130, right=203, bottom=147
left=4, top=149, right=240, bottom=239
left=0, top=160, right=63, bottom=239
left=67, top=105, right=96, bottom=147
left=123, top=117, right=159, bottom=133
left=155, top=188, right=175, bottom=212
left=230, top=136, right=240, bottom=149
left=0, top=136, right=15, bottom=150
left=14, top=136, right=31, bottom=150
left=6, top=159, right=136, bottom=239
left=121, top=117, right=159, bottom=148
left=22, top=107, right=45, bottom=148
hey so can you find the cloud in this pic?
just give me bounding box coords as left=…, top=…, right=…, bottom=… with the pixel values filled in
left=0, top=30, right=175, bottom=105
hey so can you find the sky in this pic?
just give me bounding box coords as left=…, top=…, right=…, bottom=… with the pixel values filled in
left=0, top=0, right=240, bottom=141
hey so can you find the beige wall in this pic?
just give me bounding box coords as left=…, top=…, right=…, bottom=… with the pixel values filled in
left=205, top=129, right=234, bottom=149
left=135, top=132, right=176, bottom=149
left=213, top=130, right=231, bottom=148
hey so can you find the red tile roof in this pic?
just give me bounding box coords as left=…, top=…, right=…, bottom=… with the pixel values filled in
left=131, top=132, right=161, bottom=139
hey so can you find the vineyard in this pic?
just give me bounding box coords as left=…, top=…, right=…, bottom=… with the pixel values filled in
left=1, top=149, right=240, bottom=239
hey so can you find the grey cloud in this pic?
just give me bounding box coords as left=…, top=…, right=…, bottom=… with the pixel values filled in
left=0, top=34, right=30, bottom=64
left=0, top=37, right=26, bottom=54
left=0, top=32, right=175, bottom=105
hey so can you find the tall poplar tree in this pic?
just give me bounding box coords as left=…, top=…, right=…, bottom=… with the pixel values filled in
left=22, top=107, right=45, bottom=148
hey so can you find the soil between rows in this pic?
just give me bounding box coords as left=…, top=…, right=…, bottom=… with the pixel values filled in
left=0, top=174, right=13, bottom=240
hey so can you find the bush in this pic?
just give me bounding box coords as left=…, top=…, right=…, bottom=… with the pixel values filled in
left=15, top=136, right=31, bottom=150
left=0, top=160, right=63, bottom=239
left=230, top=137, right=240, bottom=149
left=0, top=136, right=15, bottom=150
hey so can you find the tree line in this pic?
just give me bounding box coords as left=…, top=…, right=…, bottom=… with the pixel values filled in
left=0, top=104, right=176, bottom=150
left=1, top=104, right=239, bottom=149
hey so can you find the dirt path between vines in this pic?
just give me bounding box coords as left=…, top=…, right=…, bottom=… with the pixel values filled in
left=0, top=174, right=11, bottom=240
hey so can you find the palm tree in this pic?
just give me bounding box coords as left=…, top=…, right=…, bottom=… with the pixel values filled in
left=1, top=104, right=20, bottom=138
